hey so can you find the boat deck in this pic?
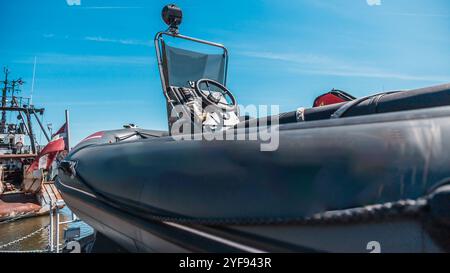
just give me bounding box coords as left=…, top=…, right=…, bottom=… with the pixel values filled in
left=0, top=193, right=41, bottom=219
left=0, top=182, right=63, bottom=221
left=41, top=182, right=64, bottom=205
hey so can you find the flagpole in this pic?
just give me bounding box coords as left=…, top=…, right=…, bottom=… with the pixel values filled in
left=65, top=109, right=71, bottom=151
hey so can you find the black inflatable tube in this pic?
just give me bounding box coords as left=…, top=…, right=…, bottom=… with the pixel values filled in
left=238, top=83, right=450, bottom=127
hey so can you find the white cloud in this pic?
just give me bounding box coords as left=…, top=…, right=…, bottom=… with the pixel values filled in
left=84, top=36, right=152, bottom=47
left=66, top=0, right=81, bottom=6
left=366, top=0, right=381, bottom=6
left=239, top=51, right=333, bottom=65
left=294, top=68, right=449, bottom=82
left=239, top=50, right=449, bottom=83
left=80, top=6, right=144, bottom=10
left=382, top=12, right=449, bottom=18
left=64, top=0, right=143, bottom=9
left=44, top=100, right=149, bottom=107
left=16, top=53, right=152, bottom=66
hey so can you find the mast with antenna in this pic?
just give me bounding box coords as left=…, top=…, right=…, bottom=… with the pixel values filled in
left=30, top=56, right=36, bottom=106
left=1, top=68, right=9, bottom=133
left=1, top=68, right=24, bottom=133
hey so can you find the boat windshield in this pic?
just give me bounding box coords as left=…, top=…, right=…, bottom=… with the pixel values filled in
left=163, top=43, right=226, bottom=88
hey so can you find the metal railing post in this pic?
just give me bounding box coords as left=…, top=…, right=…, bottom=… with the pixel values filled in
left=49, top=203, right=54, bottom=252
left=56, top=205, right=60, bottom=253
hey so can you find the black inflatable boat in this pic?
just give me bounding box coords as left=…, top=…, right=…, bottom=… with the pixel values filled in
left=56, top=5, right=450, bottom=253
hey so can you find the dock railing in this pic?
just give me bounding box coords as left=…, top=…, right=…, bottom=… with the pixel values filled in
left=49, top=199, right=83, bottom=253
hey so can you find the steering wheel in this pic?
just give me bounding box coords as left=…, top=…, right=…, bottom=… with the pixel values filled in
left=194, top=79, right=237, bottom=112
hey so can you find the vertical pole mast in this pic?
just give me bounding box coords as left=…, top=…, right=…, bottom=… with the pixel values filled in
left=32, top=109, right=50, bottom=142
left=1, top=68, right=9, bottom=133
left=25, top=109, right=36, bottom=154
left=30, top=56, right=37, bottom=106
left=65, top=109, right=70, bottom=150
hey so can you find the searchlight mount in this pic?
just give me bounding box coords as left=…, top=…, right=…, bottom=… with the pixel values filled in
left=162, top=4, right=183, bottom=34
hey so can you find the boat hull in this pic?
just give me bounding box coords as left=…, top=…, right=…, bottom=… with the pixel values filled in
left=57, top=106, right=450, bottom=252
left=57, top=177, right=446, bottom=253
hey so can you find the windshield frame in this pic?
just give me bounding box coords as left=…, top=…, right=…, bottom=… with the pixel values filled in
left=154, top=31, right=229, bottom=100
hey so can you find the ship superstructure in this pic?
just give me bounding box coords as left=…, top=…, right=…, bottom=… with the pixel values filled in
left=0, top=68, right=62, bottom=221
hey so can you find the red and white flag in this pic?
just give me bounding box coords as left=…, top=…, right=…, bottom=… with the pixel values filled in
left=27, top=123, right=68, bottom=173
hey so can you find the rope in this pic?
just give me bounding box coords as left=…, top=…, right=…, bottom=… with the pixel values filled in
left=133, top=197, right=429, bottom=226
left=0, top=223, right=50, bottom=250
left=0, top=249, right=49, bottom=253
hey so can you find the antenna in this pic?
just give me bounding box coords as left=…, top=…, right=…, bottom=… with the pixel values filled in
left=30, top=56, right=37, bottom=105
left=3, top=67, right=9, bottom=77
left=1, top=67, right=9, bottom=133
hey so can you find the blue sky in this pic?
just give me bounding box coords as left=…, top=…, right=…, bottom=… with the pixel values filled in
left=1, top=0, right=449, bottom=145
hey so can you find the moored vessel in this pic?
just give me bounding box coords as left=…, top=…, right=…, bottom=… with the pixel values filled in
left=56, top=4, right=450, bottom=253
left=0, top=68, right=65, bottom=222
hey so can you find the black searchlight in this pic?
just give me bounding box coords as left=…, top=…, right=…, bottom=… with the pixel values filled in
left=162, top=4, right=182, bottom=34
